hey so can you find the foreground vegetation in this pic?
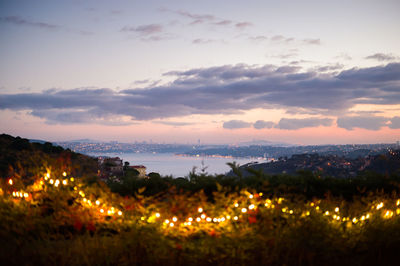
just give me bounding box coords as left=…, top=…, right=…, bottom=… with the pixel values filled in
left=2, top=167, right=400, bottom=266
left=1, top=134, right=400, bottom=265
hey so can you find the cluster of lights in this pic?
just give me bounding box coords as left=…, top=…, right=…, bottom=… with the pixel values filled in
left=5, top=173, right=400, bottom=231
left=11, top=171, right=124, bottom=218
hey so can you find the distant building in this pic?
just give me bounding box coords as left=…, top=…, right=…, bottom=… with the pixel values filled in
left=129, top=165, right=147, bottom=178
left=102, top=157, right=123, bottom=175
left=397, top=141, right=400, bottom=147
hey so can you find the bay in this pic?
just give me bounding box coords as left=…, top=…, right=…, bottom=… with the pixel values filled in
left=86, top=152, right=267, bottom=177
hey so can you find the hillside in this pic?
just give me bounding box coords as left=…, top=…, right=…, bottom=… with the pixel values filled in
left=0, top=134, right=98, bottom=180
left=236, top=151, right=400, bottom=178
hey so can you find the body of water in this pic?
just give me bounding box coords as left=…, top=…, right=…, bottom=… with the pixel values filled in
left=87, top=152, right=267, bottom=177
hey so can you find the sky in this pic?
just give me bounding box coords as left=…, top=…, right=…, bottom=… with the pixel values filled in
left=0, top=0, right=399, bottom=145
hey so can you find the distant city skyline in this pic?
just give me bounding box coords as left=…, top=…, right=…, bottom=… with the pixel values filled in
left=1, top=0, right=399, bottom=145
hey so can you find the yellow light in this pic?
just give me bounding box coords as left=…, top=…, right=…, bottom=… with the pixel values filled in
left=206, top=217, right=212, bottom=222
left=108, top=210, right=112, bottom=215
left=196, top=217, right=201, bottom=222
left=198, top=207, right=203, bottom=213
left=165, top=219, right=170, bottom=224
left=310, top=202, right=314, bottom=206
left=40, top=180, right=44, bottom=185
left=221, top=217, right=225, bottom=222
left=46, top=173, right=50, bottom=179
left=73, top=186, right=77, bottom=191
left=396, top=209, right=400, bottom=215
left=169, top=223, right=174, bottom=227
left=79, top=191, right=85, bottom=197
left=234, top=203, right=239, bottom=207
left=49, top=179, right=54, bottom=184
left=282, top=208, right=287, bottom=213
left=95, top=200, right=100, bottom=205
left=336, top=216, right=340, bottom=221
left=325, top=211, right=329, bottom=216
left=342, top=217, right=346, bottom=222
left=188, top=217, right=193, bottom=222
left=187, top=222, right=191, bottom=226
left=241, top=208, right=247, bottom=213
left=62, top=172, right=67, bottom=177
left=335, top=207, right=339, bottom=212
left=172, top=217, right=178, bottom=222
left=70, top=177, right=74, bottom=182
left=141, top=217, right=145, bottom=221
left=62, top=180, right=67, bottom=185
left=83, top=198, right=87, bottom=202
left=289, top=210, right=293, bottom=214
left=100, top=209, right=104, bottom=213
left=271, top=204, right=275, bottom=209
left=156, top=213, right=161, bottom=218
left=88, top=200, right=91, bottom=205
left=306, top=211, right=310, bottom=216
left=397, top=199, right=400, bottom=206
left=259, top=192, right=263, bottom=196
left=234, top=216, right=238, bottom=220
left=226, top=215, right=231, bottom=220
left=55, top=180, right=60, bottom=187
left=213, top=218, right=217, bottom=222
left=12, top=192, right=15, bottom=197
left=366, top=214, right=370, bottom=219
left=8, top=179, right=13, bottom=185
left=249, top=194, right=253, bottom=199
left=249, top=204, right=255, bottom=210
left=361, top=215, right=365, bottom=221
left=118, top=211, right=122, bottom=216
left=201, top=214, right=206, bottom=219
left=352, top=218, right=358, bottom=223
left=377, top=202, right=384, bottom=210
left=316, top=206, right=320, bottom=211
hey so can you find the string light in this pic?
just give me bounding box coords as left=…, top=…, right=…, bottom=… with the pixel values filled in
left=8, top=179, right=13, bottom=185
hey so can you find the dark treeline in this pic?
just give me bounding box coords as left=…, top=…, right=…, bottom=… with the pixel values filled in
left=108, top=168, right=400, bottom=201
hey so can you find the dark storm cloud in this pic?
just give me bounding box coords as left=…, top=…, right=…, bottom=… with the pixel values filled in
left=223, top=120, right=252, bottom=129
left=277, top=118, right=333, bottom=130
left=1, top=63, right=400, bottom=126
left=337, top=116, right=389, bottom=130
left=365, top=53, right=397, bottom=61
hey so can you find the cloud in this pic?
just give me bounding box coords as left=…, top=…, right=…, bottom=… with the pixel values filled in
left=1, top=63, right=400, bottom=127
left=162, top=8, right=252, bottom=29
left=192, top=38, right=215, bottom=44
left=154, top=121, right=193, bottom=127
left=253, top=120, right=275, bottom=129
left=121, top=24, right=163, bottom=35
left=223, top=120, right=252, bottom=129
left=213, top=20, right=232, bottom=26
left=365, top=53, right=397, bottom=61
left=277, top=118, right=333, bottom=130
left=303, top=38, right=321, bottom=45
left=235, top=22, right=252, bottom=29
left=0, top=16, right=92, bottom=35
left=389, top=116, right=400, bottom=129
left=337, top=116, right=388, bottom=130
left=0, top=16, right=60, bottom=30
